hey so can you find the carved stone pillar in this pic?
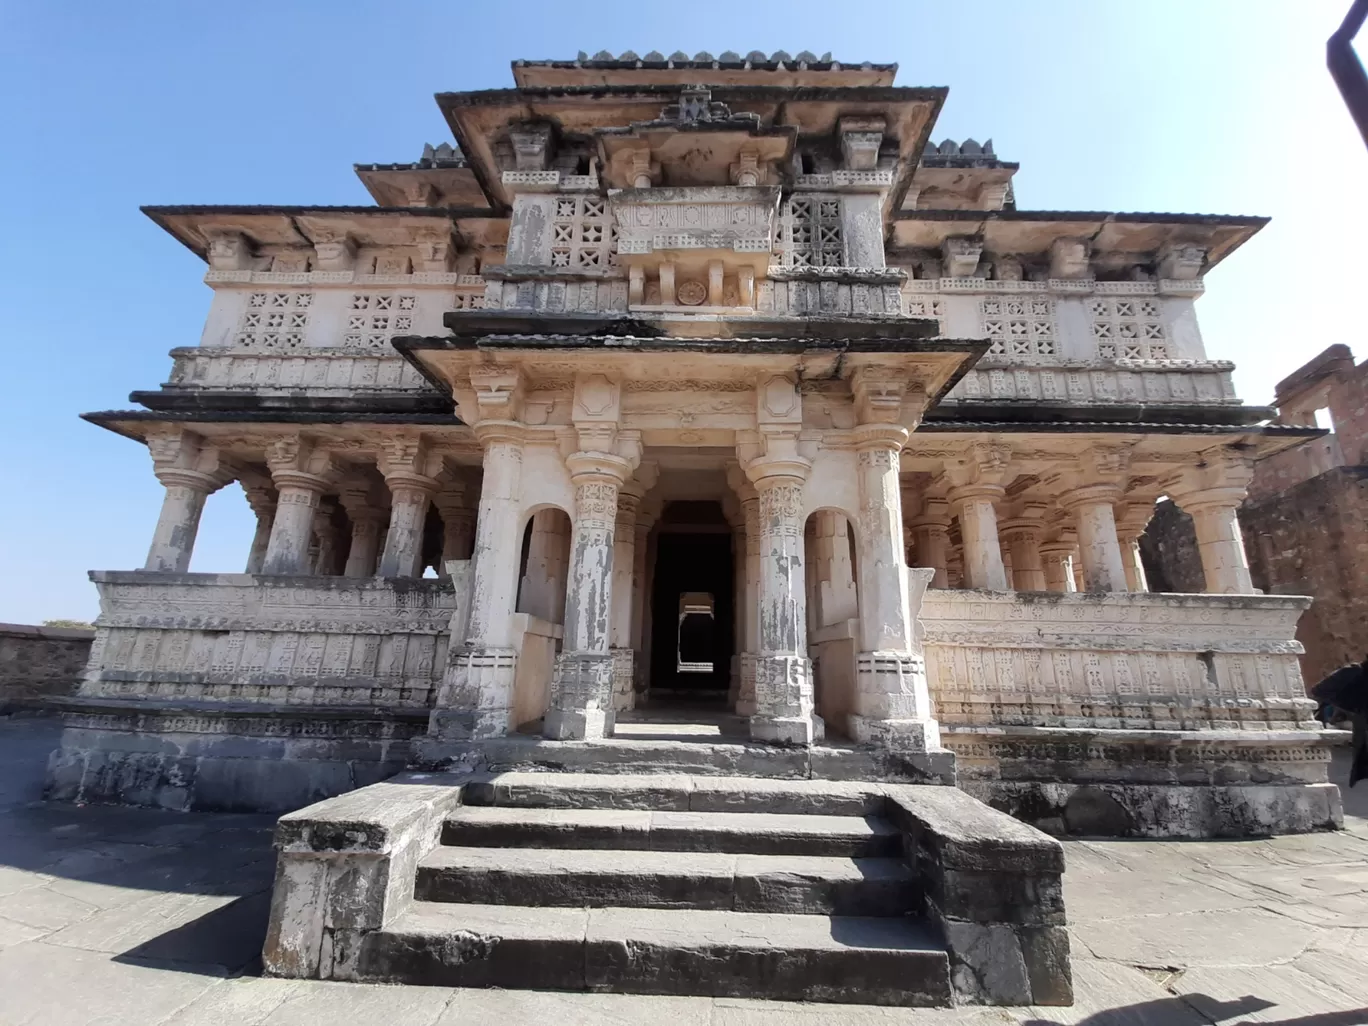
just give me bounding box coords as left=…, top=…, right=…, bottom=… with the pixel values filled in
left=144, top=431, right=234, bottom=573
left=944, top=443, right=1011, bottom=591
left=1170, top=451, right=1255, bottom=595
left=1059, top=485, right=1127, bottom=592
left=849, top=423, right=940, bottom=751
left=242, top=479, right=277, bottom=574
left=1115, top=503, right=1154, bottom=593
left=907, top=498, right=952, bottom=589
left=377, top=436, right=440, bottom=579
left=1001, top=505, right=1048, bottom=592
left=263, top=437, right=337, bottom=575
left=545, top=452, right=634, bottom=740
left=433, top=482, right=477, bottom=574
left=311, top=499, right=343, bottom=575
left=735, top=479, right=761, bottom=716
left=947, top=485, right=1008, bottom=590
left=610, top=487, right=642, bottom=712
left=338, top=485, right=387, bottom=579
left=630, top=504, right=653, bottom=697
left=1040, top=539, right=1077, bottom=593
left=433, top=423, right=525, bottom=739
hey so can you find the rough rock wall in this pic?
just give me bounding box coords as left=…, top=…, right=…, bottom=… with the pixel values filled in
left=1243, top=467, right=1368, bottom=685
left=1138, top=499, right=1204, bottom=594
left=0, top=623, right=93, bottom=708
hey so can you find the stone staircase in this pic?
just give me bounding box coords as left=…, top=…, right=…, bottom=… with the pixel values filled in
left=265, top=771, right=1073, bottom=1007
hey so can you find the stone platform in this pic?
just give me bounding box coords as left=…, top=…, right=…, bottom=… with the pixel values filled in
left=6, top=716, right=1368, bottom=1023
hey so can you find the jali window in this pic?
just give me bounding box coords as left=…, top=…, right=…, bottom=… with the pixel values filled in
left=1089, top=298, right=1169, bottom=360
left=777, top=196, right=843, bottom=268
left=344, top=293, right=417, bottom=348
left=980, top=297, right=1056, bottom=356
left=235, top=292, right=312, bottom=351
left=904, top=295, right=945, bottom=331
left=551, top=196, right=616, bottom=269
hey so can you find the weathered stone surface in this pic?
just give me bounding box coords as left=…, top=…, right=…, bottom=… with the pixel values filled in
left=583, top=907, right=952, bottom=1006
left=885, top=784, right=1064, bottom=873
left=0, top=623, right=92, bottom=710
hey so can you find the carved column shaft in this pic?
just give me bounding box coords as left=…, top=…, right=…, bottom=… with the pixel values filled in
left=850, top=430, right=939, bottom=751
left=1040, top=542, right=1076, bottom=593
left=344, top=514, right=386, bottom=578
left=749, top=474, right=821, bottom=744
left=546, top=455, right=630, bottom=740
left=909, top=519, right=951, bottom=589
left=378, top=478, right=436, bottom=578
left=737, top=490, right=761, bottom=716
left=1185, top=495, right=1253, bottom=594
left=242, top=485, right=276, bottom=575
left=1063, top=486, right=1127, bottom=592
left=432, top=428, right=524, bottom=740
left=1003, top=523, right=1047, bottom=592
left=949, top=486, right=1009, bottom=590
left=263, top=475, right=328, bottom=575
left=146, top=472, right=217, bottom=573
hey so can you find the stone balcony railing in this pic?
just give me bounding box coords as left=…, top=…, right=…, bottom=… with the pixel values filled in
left=80, top=572, right=457, bottom=708
left=921, top=590, right=1317, bottom=731
left=164, top=347, right=435, bottom=395
left=941, top=359, right=1240, bottom=407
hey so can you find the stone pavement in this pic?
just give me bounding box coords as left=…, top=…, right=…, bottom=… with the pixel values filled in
left=1, top=716, right=1365, bottom=1025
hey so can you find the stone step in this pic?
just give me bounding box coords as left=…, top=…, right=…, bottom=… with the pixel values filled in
left=440, top=806, right=903, bottom=857
left=462, top=771, right=888, bottom=816
left=416, top=846, right=916, bottom=916
left=355, top=902, right=952, bottom=1005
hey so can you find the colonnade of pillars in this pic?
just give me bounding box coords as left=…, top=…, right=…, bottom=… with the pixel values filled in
left=143, top=440, right=477, bottom=581
left=904, top=486, right=1252, bottom=596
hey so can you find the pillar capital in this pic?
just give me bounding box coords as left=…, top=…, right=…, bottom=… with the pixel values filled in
left=146, top=428, right=237, bottom=494
left=470, top=420, right=526, bottom=450
left=1114, top=501, right=1157, bottom=542
left=852, top=423, right=910, bottom=452
left=460, top=365, right=526, bottom=424
left=943, top=441, right=1012, bottom=492
left=1056, top=482, right=1125, bottom=512
left=946, top=481, right=1006, bottom=507
left=265, top=435, right=342, bottom=494
left=739, top=428, right=813, bottom=486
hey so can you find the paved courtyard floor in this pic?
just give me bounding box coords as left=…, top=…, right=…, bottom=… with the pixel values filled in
left=1, top=717, right=1365, bottom=1025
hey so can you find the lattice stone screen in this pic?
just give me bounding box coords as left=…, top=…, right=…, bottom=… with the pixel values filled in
left=980, top=296, right=1056, bottom=356
left=777, top=196, right=843, bottom=268
left=235, top=292, right=313, bottom=351
left=344, top=293, right=417, bottom=348
left=1089, top=297, right=1169, bottom=360
left=550, top=196, right=617, bottom=269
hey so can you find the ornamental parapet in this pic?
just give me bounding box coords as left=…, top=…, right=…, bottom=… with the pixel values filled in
left=921, top=590, right=1319, bottom=731
left=942, top=360, right=1239, bottom=406
left=81, top=572, right=457, bottom=709
left=164, top=347, right=433, bottom=395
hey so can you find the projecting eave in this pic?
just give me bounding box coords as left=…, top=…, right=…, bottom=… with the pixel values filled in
left=891, top=209, right=1268, bottom=272
left=80, top=409, right=463, bottom=444
left=394, top=331, right=987, bottom=410
left=352, top=161, right=493, bottom=210
left=511, top=54, right=899, bottom=89
left=140, top=205, right=506, bottom=262
left=913, top=421, right=1325, bottom=459
left=436, top=84, right=946, bottom=212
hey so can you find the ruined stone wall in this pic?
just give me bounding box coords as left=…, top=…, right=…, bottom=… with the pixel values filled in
left=1243, top=467, right=1368, bottom=685
left=1137, top=499, right=1205, bottom=594
left=0, top=623, right=93, bottom=709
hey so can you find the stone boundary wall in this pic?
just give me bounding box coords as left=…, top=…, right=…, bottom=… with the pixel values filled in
left=0, top=623, right=94, bottom=710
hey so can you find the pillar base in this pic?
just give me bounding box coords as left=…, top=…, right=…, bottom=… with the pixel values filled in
left=750, top=713, right=826, bottom=745
left=853, top=652, right=934, bottom=720
left=545, top=651, right=615, bottom=740
left=848, top=715, right=943, bottom=752
left=749, top=653, right=821, bottom=745
left=429, top=648, right=516, bottom=740
left=611, top=649, right=635, bottom=713
left=735, top=653, right=758, bottom=716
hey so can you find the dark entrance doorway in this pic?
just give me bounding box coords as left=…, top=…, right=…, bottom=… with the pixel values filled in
left=648, top=502, right=735, bottom=700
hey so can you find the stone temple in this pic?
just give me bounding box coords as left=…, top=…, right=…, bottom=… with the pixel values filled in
left=44, top=51, right=1349, bottom=1006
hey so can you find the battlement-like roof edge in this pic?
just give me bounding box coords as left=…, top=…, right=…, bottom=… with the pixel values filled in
left=896, top=209, right=1270, bottom=227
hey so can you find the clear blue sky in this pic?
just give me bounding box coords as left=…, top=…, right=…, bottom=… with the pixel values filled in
left=1, top=0, right=1364, bottom=624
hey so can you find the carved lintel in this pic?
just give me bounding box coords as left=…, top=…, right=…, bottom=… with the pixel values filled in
left=465, top=365, right=526, bottom=424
